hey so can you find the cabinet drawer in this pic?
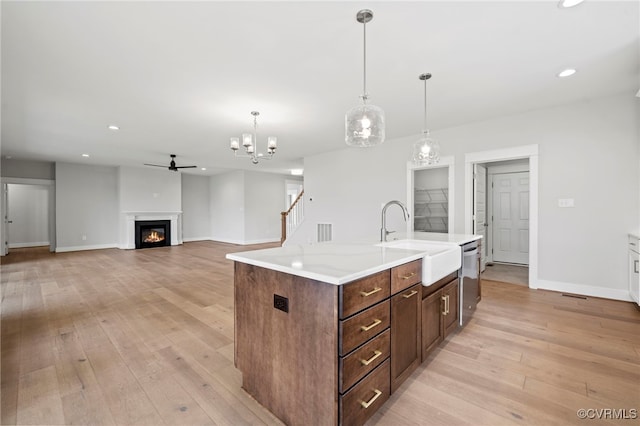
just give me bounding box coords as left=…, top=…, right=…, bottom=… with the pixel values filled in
left=391, top=260, right=422, bottom=294
left=339, top=329, right=390, bottom=393
left=340, top=270, right=390, bottom=319
left=340, top=300, right=390, bottom=356
left=340, top=359, right=390, bottom=426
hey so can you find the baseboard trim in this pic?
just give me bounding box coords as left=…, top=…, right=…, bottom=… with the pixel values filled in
left=210, top=237, right=280, bottom=246
left=183, top=237, right=211, bottom=243
left=56, top=243, right=118, bottom=253
left=534, top=279, right=632, bottom=302
left=9, top=242, right=49, bottom=248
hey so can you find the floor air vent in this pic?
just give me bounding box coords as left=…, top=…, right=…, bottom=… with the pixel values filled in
left=317, top=223, right=332, bottom=243
left=561, top=293, right=588, bottom=300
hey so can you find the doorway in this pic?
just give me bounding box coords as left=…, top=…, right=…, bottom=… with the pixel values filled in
left=465, top=145, right=538, bottom=289
left=407, top=156, right=455, bottom=234
left=1, top=178, right=55, bottom=255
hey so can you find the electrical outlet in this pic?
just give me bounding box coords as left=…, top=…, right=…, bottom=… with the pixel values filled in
left=558, top=198, right=574, bottom=208
left=273, top=294, right=289, bottom=313
left=82, top=235, right=87, bottom=241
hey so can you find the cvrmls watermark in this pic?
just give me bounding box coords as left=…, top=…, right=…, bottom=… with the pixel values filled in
left=577, top=408, right=637, bottom=420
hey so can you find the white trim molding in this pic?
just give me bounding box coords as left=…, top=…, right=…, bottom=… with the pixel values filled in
left=211, top=237, right=280, bottom=246
left=536, top=279, right=633, bottom=302
left=406, top=155, right=456, bottom=234
left=56, top=243, right=118, bottom=253
left=464, top=144, right=539, bottom=290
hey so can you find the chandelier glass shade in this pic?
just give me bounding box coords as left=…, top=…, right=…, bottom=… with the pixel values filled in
left=230, top=111, right=276, bottom=164
left=345, top=9, right=385, bottom=147
left=412, top=73, right=440, bottom=165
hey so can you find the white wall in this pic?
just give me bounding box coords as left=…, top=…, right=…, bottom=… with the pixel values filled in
left=244, top=171, right=288, bottom=243
left=118, top=166, right=182, bottom=212
left=290, top=94, right=639, bottom=300
left=55, top=162, right=119, bottom=251
left=7, top=184, right=49, bottom=247
left=182, top=174, right=210, bottom=241
left=210, top=170, right=246, bottom=244
left=210, top=170, right=291, bottom=245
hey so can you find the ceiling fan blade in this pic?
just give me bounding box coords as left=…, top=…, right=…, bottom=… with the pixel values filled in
left=144, top=163, right=167, bottom=167
left=175, top=165, right=197, bottom=169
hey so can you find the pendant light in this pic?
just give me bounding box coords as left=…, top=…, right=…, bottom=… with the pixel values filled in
left=345, top=9, right=385, bottom=147
left=412, top=73, right=440, bottom=165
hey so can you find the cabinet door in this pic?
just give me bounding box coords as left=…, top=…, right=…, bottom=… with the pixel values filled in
left=421, top=288, right=443, bottom=362
left=390, top=284, right=421, bottom=393
left=442, top=279, right=459, bottom=338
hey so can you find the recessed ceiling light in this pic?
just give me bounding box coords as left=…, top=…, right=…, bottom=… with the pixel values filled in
left=108, top=125, right=119, bottom=131
left=558, top=0, right=585, bottom=8
left=201, top=167, right=207, bottom=171
left=291, top=169, right=304, bottom=176
left=82, top=154, right=90, bottom=157
left=557, top=68, right=577, bottom=78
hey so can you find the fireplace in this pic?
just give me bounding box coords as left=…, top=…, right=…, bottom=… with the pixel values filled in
left=135, top=220, right=171, bottom=249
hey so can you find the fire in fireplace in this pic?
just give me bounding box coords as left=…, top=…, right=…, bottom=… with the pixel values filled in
left=135, top=220, right=171, bottom=249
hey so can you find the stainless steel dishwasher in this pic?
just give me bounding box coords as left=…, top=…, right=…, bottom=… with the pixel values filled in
left=459, top=240, right=479, bottom=326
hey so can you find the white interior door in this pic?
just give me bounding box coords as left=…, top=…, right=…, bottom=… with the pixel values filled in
left=492, top=172, right=529, bottom=264
left=473, top=164, right=487, bottom=271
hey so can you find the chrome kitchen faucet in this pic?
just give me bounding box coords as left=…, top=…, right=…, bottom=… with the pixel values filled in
left=380, top=200, right=410, bottom=242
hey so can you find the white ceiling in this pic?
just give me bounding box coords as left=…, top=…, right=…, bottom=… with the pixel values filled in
left=2, top=1, right=638, bottom=175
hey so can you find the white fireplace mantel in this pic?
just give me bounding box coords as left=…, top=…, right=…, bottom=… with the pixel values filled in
left=120, top=211, right=182, bottom=249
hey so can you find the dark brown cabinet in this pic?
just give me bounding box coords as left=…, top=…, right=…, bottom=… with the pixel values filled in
left=234, top=255, right=468, bottom=426
left=390, top=283, right=421, bottom=393
left=421, top=272, right=459, bottom=361
left=420, top=288, right=443, bottom=357
left=442, top=279, right=459, bottom=337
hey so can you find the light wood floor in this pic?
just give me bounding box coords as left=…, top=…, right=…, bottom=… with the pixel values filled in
left=481, top=263, right=529, bottom=286
left=2, top=242, right=639, bottom=426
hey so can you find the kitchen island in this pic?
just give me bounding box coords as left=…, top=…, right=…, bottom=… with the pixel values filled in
left=227, top=232, right=481, bottom=426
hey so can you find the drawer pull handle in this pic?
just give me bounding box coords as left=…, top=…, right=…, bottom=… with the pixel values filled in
left=360, top=389, right=383, bottom=409
left=401, top=272, right=417, bottom=280
left=442, top=295, right=450, bottom=315
left=635, top=260, right=639, bottom=274
left=360, top=287, right=382, bottom=297
left=360, top=350, right=383, bottom=366
left=402, top=290, right=418, bottom=299
left=360, top=319, right=382, bottom=332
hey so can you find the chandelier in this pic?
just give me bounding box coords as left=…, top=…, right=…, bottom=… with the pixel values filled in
left=345, top=9, right=385, bottom=147
left=412, top=73, right=440, bottom=165
left=230, top=111, right=277, bottom=164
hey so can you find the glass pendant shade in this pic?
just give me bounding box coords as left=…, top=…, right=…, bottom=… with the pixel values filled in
left=345, top=9, right=385, bottom=147
left=413, top=131, right=440, bottom=165
left=345, top=103, right=385, bottom=147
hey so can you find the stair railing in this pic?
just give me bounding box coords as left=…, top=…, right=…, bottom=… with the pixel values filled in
left=281, top=190, right=304, bottom=245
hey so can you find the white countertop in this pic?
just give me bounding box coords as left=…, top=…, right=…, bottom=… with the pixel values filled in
left=226, top=232, right=481, bottom=285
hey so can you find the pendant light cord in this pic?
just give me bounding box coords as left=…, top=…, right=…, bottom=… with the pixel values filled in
left=423, top=78, right=427, bottom=133
left=362, top=19, right=368, bottom=102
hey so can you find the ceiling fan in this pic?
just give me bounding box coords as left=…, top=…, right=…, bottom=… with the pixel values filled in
left=144, top=154, right=197, bottom=172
